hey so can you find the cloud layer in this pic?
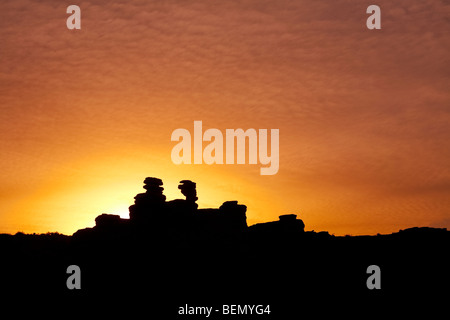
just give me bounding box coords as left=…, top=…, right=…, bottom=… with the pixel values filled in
left=1, top=0, right=449, bottom=234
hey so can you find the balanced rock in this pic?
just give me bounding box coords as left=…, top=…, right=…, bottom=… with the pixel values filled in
left=178, top=180, right=198, bottom=202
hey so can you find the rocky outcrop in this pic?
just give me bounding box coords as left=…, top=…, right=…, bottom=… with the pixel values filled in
left=74, top=177, right=304, bottom=242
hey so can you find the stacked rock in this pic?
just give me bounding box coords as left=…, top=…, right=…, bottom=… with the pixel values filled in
left=129, top=177, right=166, bottom=221
left=143, top=177, right=166, bottom=202
left=178, top=180, right=198, bottom=203
left=133, top=177, right=166, bottom=206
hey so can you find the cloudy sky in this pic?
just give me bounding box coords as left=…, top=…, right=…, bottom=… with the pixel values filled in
left=1, top=0, right=449, bottom=235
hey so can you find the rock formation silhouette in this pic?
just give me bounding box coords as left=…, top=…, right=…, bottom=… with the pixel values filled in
left=1, top=176, right=448, bottom=316
left=178, top=179, right=198, bottom=203
left=74, top=177, right=306, bottom=241
left=129, top=177, right=166, bottom=222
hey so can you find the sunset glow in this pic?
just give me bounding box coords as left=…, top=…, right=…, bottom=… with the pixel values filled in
left=1, top=0, right=449, bottom=235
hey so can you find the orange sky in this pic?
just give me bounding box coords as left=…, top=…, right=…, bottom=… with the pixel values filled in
left=1, top=0, right=449, bottom=235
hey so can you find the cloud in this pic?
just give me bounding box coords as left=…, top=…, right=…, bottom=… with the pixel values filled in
left=0, top=0, right=449, bottom=234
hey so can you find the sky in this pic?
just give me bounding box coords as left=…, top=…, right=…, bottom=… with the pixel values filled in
left=0, top=0, right=449, bottom=235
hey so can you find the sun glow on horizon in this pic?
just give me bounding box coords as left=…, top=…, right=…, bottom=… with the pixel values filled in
left=1, top=0, right=449, bottom=236
left=5, top=148, right=281, bottom=235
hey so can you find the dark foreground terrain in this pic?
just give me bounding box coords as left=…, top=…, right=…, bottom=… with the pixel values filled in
left=1, top=178, right=448, bottom=317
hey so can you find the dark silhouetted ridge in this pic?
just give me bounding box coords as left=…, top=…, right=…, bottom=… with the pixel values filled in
left=1, top=177, right=448, bottom=316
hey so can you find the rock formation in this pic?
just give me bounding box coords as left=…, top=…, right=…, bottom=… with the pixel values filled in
left=75, top=177, right=304, bottom=242
left=178, top=180, right=198, bottom=203
left=129, top=177, right=166, bottom=223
